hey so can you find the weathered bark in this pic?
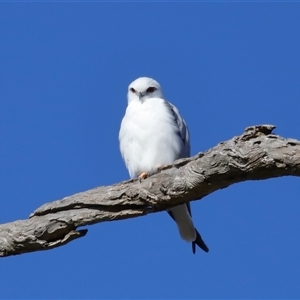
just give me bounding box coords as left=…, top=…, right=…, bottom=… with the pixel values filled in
left=0, top=124, right=299, bottom=257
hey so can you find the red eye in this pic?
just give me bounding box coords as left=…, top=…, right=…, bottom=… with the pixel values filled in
left=130, top=87, right=136, bottom=93
left=146, top=87, right=156, bottom=93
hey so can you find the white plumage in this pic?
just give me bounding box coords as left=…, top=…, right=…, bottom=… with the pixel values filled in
left=119, top=77, right=208, bottom=253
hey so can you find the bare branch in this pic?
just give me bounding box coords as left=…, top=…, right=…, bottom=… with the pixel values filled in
left=1, top=124, right=300, bottom=257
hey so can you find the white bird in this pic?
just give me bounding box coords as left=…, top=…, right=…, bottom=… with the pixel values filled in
left=119, top=77, right=209, bottom=253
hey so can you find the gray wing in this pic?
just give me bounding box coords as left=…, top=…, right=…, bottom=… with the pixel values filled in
left=164, top=101, right=190, bottom=158
left=163, top=106, right=209, bottom=253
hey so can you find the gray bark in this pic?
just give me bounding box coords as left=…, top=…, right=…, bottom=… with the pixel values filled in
left=0, top=125, right=299, bottom=257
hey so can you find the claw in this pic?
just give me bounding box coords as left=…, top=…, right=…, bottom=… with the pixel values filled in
left=138, top=172, right=148, bottom=182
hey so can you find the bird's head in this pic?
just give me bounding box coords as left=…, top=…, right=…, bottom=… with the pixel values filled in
left=127, top=77, right=164, bottom=104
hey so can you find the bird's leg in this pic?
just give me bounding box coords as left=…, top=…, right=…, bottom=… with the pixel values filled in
left=138, top=166, right=163, bottom=182
left=157, top=165, right=164, bottom=172
left=138, top=172, right=148, bottom=182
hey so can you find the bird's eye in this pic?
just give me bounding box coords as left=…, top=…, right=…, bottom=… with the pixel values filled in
left=130, top=87, right=136, bottom=93
left=146, top=87, right=156, bottom=93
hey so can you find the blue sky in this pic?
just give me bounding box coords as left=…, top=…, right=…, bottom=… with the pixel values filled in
left=1, top=2, right=300, bottom=299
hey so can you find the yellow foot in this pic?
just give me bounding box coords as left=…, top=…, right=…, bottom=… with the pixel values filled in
left=138, top=172, right=148, bottom=182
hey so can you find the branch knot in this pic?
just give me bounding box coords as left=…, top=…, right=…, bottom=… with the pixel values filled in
left=240, top=124, right=276, bottom=141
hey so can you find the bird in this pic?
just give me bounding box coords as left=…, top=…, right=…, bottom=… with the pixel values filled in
left=119, top=77, right=209, bottom=254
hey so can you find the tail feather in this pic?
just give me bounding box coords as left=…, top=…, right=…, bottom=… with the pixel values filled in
left=192, top=230, right=209, bottom=254
left=167, top=208, right=209, bottom=254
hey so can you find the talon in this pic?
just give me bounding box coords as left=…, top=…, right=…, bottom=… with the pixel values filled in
left=157, top=165, right=163, bottom=172
left=138, top=172, right=148, bottom=182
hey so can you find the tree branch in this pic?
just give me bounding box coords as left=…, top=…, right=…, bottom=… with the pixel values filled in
left=1, top=124, right=300, bottom=257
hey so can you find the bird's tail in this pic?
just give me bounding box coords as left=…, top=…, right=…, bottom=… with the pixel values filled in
left=192, top=229, right=209, bottom=254
left=168, top=205, right=209, bottom=254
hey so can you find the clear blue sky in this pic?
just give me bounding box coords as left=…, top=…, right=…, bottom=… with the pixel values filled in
left=1, top=2, right=300, bottom=299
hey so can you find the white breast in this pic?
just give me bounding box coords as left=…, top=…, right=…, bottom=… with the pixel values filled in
left=119, top=98, right=185, bottom=178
